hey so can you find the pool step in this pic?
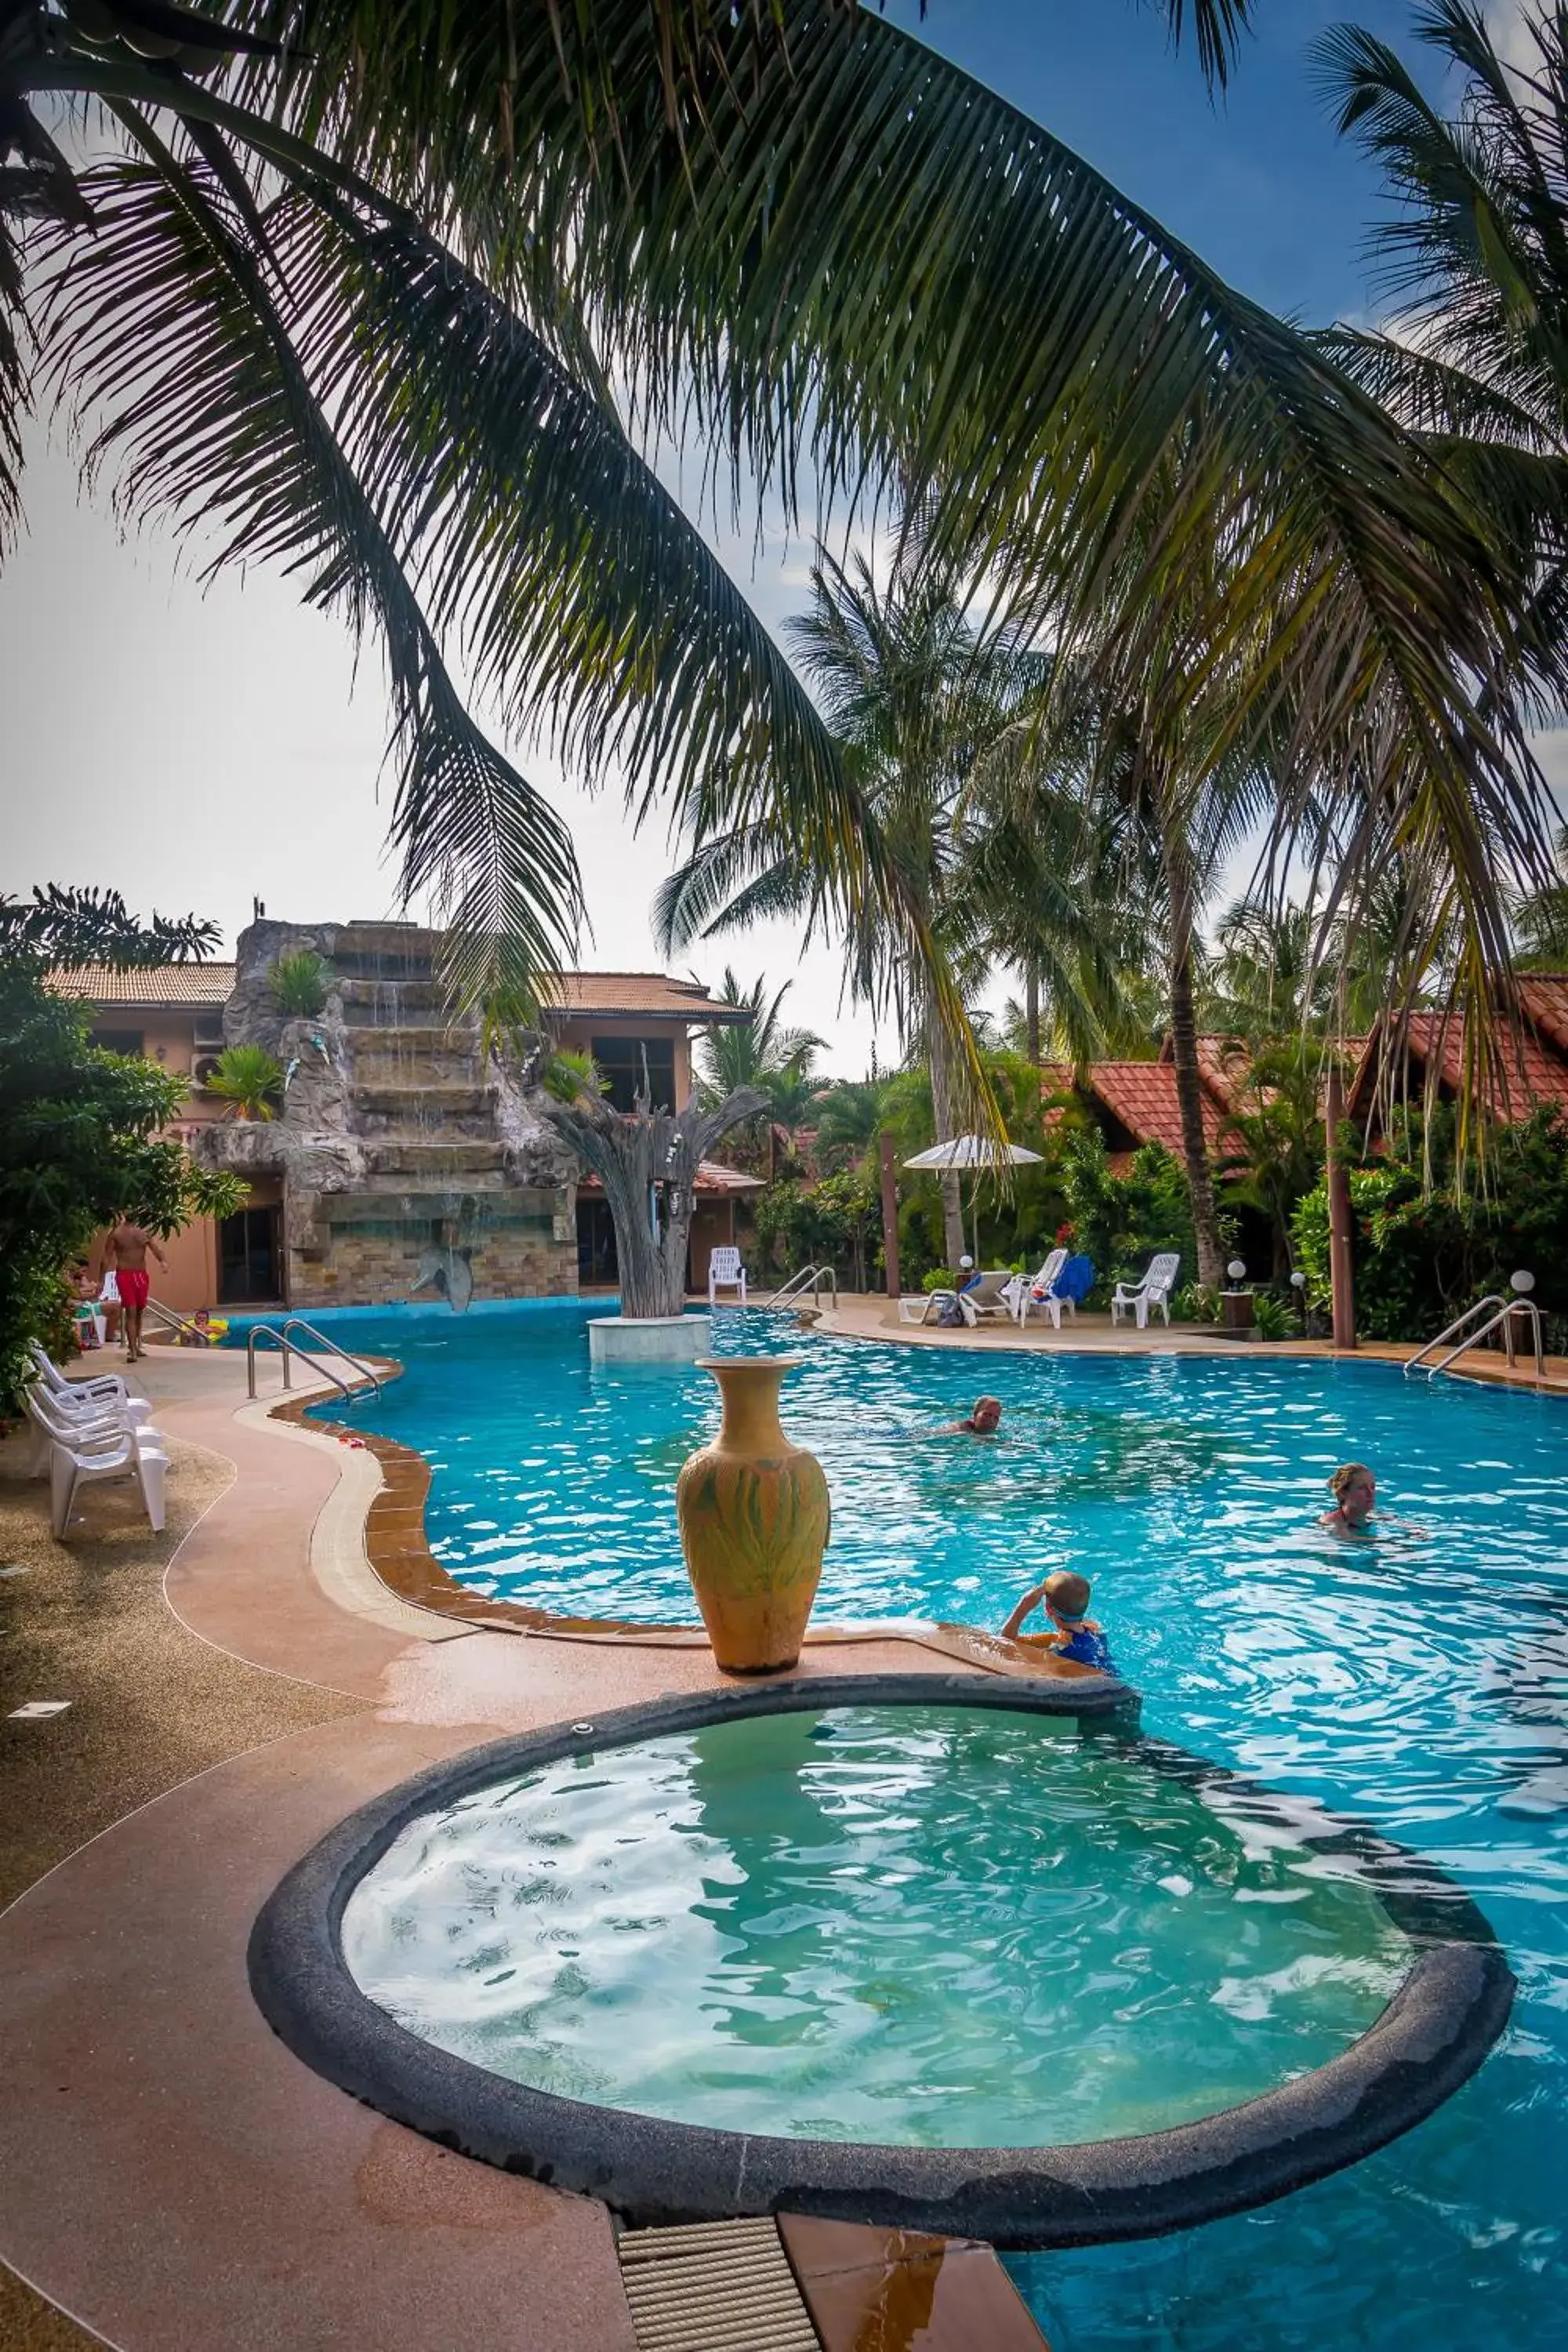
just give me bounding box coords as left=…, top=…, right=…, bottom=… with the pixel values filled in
left=618, top=2218, right=819, bottom=2350
left=616, top=2215, right=1053, bottom=2350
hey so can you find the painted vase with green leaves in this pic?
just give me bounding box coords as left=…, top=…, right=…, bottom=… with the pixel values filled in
left=676, top=1358, right=830, bottom=1674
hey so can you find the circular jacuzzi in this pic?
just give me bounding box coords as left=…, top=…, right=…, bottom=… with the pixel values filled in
left=249, top=1675, right=1512, bottom=2247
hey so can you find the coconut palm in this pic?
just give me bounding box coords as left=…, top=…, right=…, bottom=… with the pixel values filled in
left=660, top=528, right=1087, bottom=1264
left=695, top=971, right=825, bottom=1109
left=1, top=0, right=1552, bottom=1080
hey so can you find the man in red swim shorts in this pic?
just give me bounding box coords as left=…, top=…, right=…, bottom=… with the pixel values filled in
left=101, top=1216, right=167, bottom=1363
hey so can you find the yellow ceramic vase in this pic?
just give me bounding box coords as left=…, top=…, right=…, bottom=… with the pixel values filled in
left=676, top=1358, right=830, bottom=1675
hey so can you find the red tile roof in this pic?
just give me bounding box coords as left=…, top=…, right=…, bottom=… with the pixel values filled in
left=47, top=963, right=236, bottom=1006
left=541, top=973, right=750, bottom=1024
left=578, top=1159, right=765, bottom=1195
left=1350, top=998, right=1568, bottom=1124
left=1080, top=1062, right=1232, bottom=1157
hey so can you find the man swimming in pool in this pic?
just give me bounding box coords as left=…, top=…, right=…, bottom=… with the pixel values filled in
left=1001, top=1570, right=1116, bottom=1671
left=941, top=1396, right=1002, bottom=1436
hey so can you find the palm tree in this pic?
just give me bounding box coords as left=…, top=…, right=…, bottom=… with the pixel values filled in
left=813, top=1077, right=893, bottom=1174
left=3, top=0, right=1550, bottom=1086
left=660, top=528, right=1082, bottom=1265
left=695, top=971, right=825, bottom=1109
left=1515, top=827, right=1568, bottom=968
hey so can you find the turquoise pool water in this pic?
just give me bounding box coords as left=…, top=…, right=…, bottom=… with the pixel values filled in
left=343, top=1706, right=1410, bottom=2147
left=302, top=1305, right=1568, bottom=2347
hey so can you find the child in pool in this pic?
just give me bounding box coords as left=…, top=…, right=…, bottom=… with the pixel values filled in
left=1001, top=1570, right=1116, bottom=1671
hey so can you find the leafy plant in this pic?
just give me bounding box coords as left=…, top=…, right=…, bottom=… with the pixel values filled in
left=202, top=1044, right=285, bottom=1121
left=269, top=951, right=331, bottom=1018
left=1251, top=1290, right=1295, bottom=1341
left=753, top=1171, right=881, bottom=1290
left=539, top=1047, right=606, bottom=1104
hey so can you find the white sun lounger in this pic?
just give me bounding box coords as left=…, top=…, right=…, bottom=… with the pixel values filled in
left=958, top=1269, right=1016, bottom=1327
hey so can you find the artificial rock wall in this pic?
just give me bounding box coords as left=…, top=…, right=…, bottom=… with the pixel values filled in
left=198, top=920, right=579, bottom=1309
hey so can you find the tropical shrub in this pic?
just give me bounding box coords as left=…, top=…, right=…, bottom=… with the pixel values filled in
left=202, top=1044, right=285, bottom=1121
left=753, top=1171, right=882, bottom=1290
left=1290, top=1109, right=1568, bottom=1343
left=268, top=951, right=331, bottom=1018
left=0, top=891, right=245, bottom=1408
left=1058, top=1132, right=1203, bottom=1298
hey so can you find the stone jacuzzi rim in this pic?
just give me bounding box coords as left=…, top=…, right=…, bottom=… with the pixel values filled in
left=248, top=1674, right=1515, bottom=2250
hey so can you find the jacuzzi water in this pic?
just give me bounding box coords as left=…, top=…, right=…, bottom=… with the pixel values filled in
left=293, top=1305, right=1568, bottom=2347
left=343, top=1705, right=1411, bottom=2147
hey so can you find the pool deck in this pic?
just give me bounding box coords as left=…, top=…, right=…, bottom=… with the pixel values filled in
left=0, top=1345, right=1052, bottom=2351
left=808, top=1294, right=1568, bottom=1392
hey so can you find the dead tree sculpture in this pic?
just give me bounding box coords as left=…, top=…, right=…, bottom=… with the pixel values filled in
left=540, top=1083, right=766, bottom=1317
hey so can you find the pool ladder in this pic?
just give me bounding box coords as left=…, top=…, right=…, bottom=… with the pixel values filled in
left=245, top=1317, right=383, bottom=1403
left=759, top=1264, right=838, bottom=1312
left=1404, top=1294, right=1559, bottom=1387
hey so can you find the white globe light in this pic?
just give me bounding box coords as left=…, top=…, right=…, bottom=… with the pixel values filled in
left=959, top=1254, right=975, bottom=1270
left=1290, top=1270, right=1307, bottom=1289
left=1227, top=1259, right=1247, bottom=1283
left=1510, top=1269, right=1536, bottom=1294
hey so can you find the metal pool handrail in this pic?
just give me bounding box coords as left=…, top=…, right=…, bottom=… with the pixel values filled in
left=759, top=1264, right=838, bottom=1311
left=245, top=1319, right=382, bottom=1403
left=1406, top=1293, right=1552, bottom=1385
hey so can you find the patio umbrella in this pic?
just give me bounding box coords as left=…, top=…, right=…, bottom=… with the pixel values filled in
left=903, top=1134, right=1044, bottom=1263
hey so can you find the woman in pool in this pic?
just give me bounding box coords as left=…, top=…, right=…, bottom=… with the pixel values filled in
left=1321, top=1462, right=1377, bottom=1537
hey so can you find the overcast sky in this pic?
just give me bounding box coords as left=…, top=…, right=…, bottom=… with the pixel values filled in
left=2, top=0, right=1556, bottom=1072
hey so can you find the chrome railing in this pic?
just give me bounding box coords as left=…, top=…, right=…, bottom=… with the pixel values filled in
left=759, top=1264, right=839, bottom=1311
left=1405, top=1294, right=1549, bottom=1385
left=246, top=1319, right=382, bottom=1403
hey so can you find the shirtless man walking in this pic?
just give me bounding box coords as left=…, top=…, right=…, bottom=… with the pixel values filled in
left=101, top=1216, right=167, bottom=1363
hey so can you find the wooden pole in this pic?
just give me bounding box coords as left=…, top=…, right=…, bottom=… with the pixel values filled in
left=880, top=1131, right=901, bottom=1300
left=1325, top=1064, right=1356, bottom=1350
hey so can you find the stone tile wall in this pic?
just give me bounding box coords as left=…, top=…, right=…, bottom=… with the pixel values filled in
left=285, top=1218, right=577, bottom=1309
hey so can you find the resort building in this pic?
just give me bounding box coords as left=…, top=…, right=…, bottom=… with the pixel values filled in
left=49, top=922, right=757, bottom=1316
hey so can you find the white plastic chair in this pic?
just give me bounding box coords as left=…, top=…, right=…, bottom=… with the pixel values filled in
left=707, top=1245, right=748, bottom=1306
left=1011, top=1247, right=1069, bottom=1328
left=50, top=1430, right=168, bottom=1537
left=1111, top=1251, right=1181, bottom=1330
left=29, top=1341, right=139, bottom=1413
left=23, top=1381, right=161, bottom=1477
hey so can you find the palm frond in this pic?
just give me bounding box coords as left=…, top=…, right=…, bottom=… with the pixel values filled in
left=35, top=132, right=585, bottom=1008
left=0, top=212, right=27, bottom=555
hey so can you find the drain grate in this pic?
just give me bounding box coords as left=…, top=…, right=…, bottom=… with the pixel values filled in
left=618, top=2217, right=821, bottom=2351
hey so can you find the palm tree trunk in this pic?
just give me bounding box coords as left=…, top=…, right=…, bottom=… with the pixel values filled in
left=1163, top=837, right=1225, bottom=1290
left=1025, top=963, right=1042, bottom=1064
left=927, top=1040, right=968, bottom=1271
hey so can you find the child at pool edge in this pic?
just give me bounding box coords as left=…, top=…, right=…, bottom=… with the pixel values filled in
left=1001, top=1570, right=1116, bottom=1673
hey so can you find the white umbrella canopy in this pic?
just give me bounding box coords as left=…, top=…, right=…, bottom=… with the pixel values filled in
left=902, top=1134, right=1044, bottom=1171
left=902, top=1135, right=1044, bottom=1265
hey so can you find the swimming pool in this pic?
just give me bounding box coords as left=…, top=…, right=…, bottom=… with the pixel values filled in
left=298, top=1305, right=1568, bottom=2347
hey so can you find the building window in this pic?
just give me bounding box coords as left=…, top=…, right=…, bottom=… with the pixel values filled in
left=93, top=1028, right=145, bottom=1058
left=591, top=1034, right=676, bottom=1113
